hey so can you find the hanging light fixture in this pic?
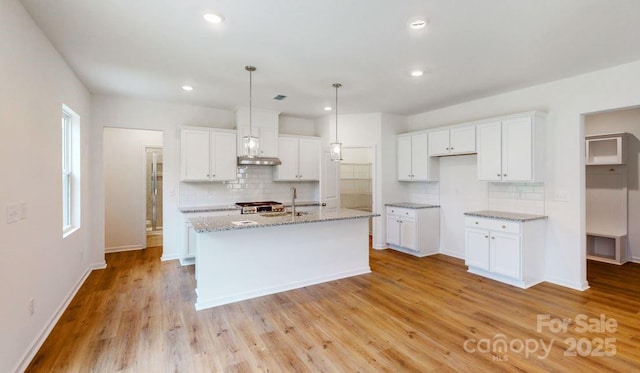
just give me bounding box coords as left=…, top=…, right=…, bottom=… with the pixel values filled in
left=330, top=83, right=342, bottom=162
left=243, top=65, right=260, bottom=157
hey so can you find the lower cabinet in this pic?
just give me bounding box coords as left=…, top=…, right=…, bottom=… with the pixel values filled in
left=464, top=216, right=545, bottom=288
left=386, top=206, right=439, bottom=257
left=181, top=209, right=241, bottom=265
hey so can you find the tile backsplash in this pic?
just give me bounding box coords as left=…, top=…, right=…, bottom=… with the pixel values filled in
left=488, top=182, right=545, bottom=215
left=180, top=166, right=319, bottom=206
left=406, top=181, right=440, bottom=205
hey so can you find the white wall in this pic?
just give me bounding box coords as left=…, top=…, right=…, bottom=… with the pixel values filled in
left=91, top=95, right=236, bottom=261
left=408, top=59, right=640, bottom=290
left=585, top=108, right=640, bottom=261
left=279, top=116, right=317, bottom=136
left=104, top=128, right=162, bottom=252
left=0, top=0, right=97, bottom=371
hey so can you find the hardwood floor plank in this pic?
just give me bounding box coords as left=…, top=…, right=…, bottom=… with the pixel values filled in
left=25, top=246, right=640, bottom=372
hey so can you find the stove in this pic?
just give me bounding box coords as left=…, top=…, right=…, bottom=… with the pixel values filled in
left=236, top=201, right=285, bottom=214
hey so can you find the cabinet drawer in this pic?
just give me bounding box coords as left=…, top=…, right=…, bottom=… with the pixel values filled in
left=465, top=217, right=520, bottom=234
left=386, top=207, right=416, bottom=218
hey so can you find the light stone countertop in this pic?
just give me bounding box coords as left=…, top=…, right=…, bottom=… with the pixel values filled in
left=189, top=207, right=379, bottom=233
left=464, top=210, right=548, bottom=222
left=385, top=202, right=440, bottom=209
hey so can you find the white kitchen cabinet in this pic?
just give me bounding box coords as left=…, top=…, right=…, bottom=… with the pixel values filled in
left=464, top=215, right=545, bottom=288
left=476, top=112, right=545, bottom=182
left=428, top=125, right=476, bottom=156
left=397, top=132, right=438, bottom=181
left=385, top=206, right=439, bottom=257
left=274, top=135, right=320, bottom=181
left=181, top=209, right=241, bottom=265
left=181, top=127, right=237, bottom=182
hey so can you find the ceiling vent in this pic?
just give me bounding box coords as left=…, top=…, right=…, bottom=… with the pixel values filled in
left=273, top=94, right=287, bottom=100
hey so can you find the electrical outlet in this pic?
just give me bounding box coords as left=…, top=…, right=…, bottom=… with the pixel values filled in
left=29, top=298, right=34, bottom=316
left=7, top=203, right=20, bottom=223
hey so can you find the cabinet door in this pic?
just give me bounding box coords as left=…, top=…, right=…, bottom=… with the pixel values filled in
left=400, top=217, right=417, bottom=251
left=181, top=129, right=210, bottom=181
left=411, top=133, right=430, bottom=180
left=489, top=231, right=521, bottom=279
left=476, top=121, right=502, bottom=181
left=465, top=228, right=490, bottom=270
left=298, top=138, right=320, bottom=180
left=450, top=126, right=476, bottom=154
left=501, top=116, right=532, bottom=182
left=211, top=132, right=237, bottom=181
left=428, top=129, right=451, bottom=156
left=397, top=136, right=413, bottom=180
left=274, top=137, right=299, bottom=180
left=386, top=214, right=401, bottom=246
left=259, top=127, right=278, bottom=157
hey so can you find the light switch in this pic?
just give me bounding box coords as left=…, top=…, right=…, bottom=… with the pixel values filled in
left=7, top=203, right=20, bottom=223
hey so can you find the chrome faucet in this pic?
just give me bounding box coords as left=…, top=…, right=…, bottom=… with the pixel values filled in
left=291, top=187, right=297, bottom=217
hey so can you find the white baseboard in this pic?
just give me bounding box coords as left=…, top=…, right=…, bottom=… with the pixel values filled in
left=14, top=265, right=94, bottom=373
left=630, top=255, right=640, bottom=264
left=161, top=253, right=180, bottom=262
left=545, top=275, right=590, bottom=291
left=439, top=249, right=465, bottom=260
left=105, top=244, right=142, bottom=253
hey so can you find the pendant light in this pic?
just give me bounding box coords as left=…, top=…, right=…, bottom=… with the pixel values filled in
left=243, top=65, right=260, bottom=157
left=330, top=83, right=343, bottom=162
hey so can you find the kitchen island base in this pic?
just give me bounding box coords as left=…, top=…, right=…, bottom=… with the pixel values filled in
left=195, top=217, right=370, bottom=310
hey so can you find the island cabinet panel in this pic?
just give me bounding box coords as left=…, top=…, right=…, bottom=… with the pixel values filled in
left=464, top=216, right=545, bottom=288
left=385, top=206, right=439, bottom=257
left=194, top=216, right=371, bottom=310
left=181, top=127, right=237, bottom=182
left=274, top=135, right=320, bottom=181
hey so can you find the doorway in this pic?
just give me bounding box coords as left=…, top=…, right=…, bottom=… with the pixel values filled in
left=145, top=147, right=163, bottom=247
left=340, top=147, right=375, bottom=235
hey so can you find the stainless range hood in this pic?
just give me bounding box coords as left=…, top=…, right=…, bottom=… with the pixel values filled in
left=237, top=156, right=281, bottom=166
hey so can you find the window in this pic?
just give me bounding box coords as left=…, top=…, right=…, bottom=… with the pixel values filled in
left=62, top=105, right=80, bottom=236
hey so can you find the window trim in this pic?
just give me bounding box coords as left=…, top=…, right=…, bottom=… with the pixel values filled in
left=62, top=104, right=80, bottom=237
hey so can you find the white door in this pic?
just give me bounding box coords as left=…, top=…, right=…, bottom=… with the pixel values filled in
left=465, top=228, right=490, bottom=270
left=211, top=132, right=237, bottom=181
left=274, top=137, right=299, bottom=180
left=428, top=129, right=451, bottom=156
left=490, top=232, right=521, bottom=279
left=298, top=138, right=320, bottom=180
left=181, top=129, right=210, bottom=181
left=411, top=133, right=430, bottom=180
left=450, top=126, right=476, bottom=154
left=400, top=217, right=417, bottom=251
left=321, top=151, right=339, bottom=209
left=476, top=121, right=502, bottom=181
left=397, top=136, right=413, bottom=180
left=386, top=214, right=401, bottom=246
left=501, top=116, right=532, bottom=182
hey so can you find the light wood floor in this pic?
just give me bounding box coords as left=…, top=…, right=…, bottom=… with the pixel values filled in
left=26, top=246, right=640, bottom=372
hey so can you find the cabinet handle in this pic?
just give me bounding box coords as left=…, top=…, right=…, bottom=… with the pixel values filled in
left=485, top=235, right=488, bottom=238
left=475, top=221, right=479, bottom=224
left=451, top=147, right=454, bottom=150
left=503, top=174, right=507, bottom=177
left=497, top=174, right=501, bottom=177
left=491, top=236, right=495, bottom=240
left=502, top=225, right=506, bottom=229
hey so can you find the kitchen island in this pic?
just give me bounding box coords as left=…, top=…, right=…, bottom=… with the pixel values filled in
left=189, top=208, right=378, bottom=310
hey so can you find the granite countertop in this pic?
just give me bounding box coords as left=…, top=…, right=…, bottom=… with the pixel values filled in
left=464, top=210, right=548, bottom=222
left=189, top=207, right=379, bottom=233
left=385, top=202, right=441, bottom=209
left=179, top=205, right=240, bottom=213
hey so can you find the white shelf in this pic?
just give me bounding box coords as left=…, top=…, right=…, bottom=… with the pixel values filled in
left=586, top=133, right=626, bottom=165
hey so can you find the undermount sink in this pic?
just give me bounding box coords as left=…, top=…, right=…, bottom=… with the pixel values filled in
left=260, top=211, right=308, bottom=217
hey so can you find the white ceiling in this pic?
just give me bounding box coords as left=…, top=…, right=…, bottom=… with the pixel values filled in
left=20, top=0, right=640, bottom=119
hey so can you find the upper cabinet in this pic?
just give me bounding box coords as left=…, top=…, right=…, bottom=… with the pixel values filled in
left=181, top=127, right=237, bottom=182
left=235, top=107, right=280, bottom=157
left=397, top=132, right=439, bottom=181
left=428, top=125, right=476, bottom=156
left=274, top=135, right=321, bottom=181
left=476, top=112, right=545, bottom=182
left=585, top=133, right=627, bottom=165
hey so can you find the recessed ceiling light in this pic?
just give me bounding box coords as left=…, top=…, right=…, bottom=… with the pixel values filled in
left=324, top=106, right=332, bottom=111
left=411, top=70, right=424, bottom=77
left=409, top=18, right=429, bottom=29
left=182, top=85, right=194, bottom=91
left=203, top=13, right=224, bottom=24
